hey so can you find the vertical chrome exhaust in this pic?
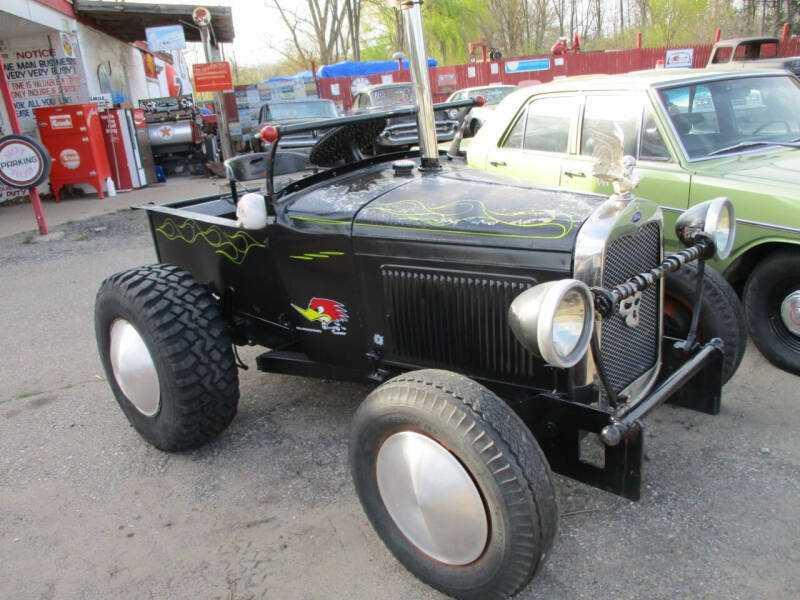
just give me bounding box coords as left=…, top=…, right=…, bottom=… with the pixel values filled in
left=399, top=0, right=440, bottom=170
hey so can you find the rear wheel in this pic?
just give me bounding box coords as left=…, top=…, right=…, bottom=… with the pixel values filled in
left=664, top=262, right=746, bottom=383
left=743, top=249, right=800, bottom=375
left=95, top=264, right=239, bottom=450
left=350, top=369, right=557, bottom=600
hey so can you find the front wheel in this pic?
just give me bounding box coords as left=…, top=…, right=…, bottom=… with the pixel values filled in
left=743, top=249, right=800, bottom=375
left=95, top=264, right=239, bottom=451
left=664, top=262, right=746, bottom=383
left=350, top=370, right=558, bottom=600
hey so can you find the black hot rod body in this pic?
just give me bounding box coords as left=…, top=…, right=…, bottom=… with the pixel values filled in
left=94, top=3, right=743, bottom=598
left=98, top=123, right=740, bottom=600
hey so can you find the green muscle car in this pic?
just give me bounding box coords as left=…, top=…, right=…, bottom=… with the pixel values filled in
left=468, top=68, right=800, bottom=375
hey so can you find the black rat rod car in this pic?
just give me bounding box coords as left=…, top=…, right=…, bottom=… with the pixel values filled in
left=94, top=115, right=744, bottom=598
left=94, top=10, right=744, bottom=593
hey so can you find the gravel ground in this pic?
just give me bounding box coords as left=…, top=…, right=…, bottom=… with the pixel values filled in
left=0, top=209, right=798, bottom=600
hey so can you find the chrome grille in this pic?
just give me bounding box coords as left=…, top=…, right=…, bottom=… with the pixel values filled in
left=600, top=221, right=661, bottom=394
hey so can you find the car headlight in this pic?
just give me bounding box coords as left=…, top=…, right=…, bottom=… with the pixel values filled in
left=447, top=108, right=459, bottom=120
left=508, top=279, right=595, bottom=368
left=675, top=197, right=735, bottom=260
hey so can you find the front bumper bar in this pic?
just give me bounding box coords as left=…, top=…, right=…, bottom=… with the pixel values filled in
left=600, top=337, right=724, bottom=446
left=514, top=337, right=724, bottom=500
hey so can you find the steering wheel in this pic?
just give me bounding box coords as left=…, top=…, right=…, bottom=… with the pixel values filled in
left=752, top=120, right=790, bottom=135
left=309, top=118, right=386, bottom=167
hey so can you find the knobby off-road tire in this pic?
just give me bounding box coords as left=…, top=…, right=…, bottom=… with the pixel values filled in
left=350, top=369, right=558, bottom=600
left=664, top=262, right=746, bottom=383
left=95, top=264, right=239, bottom=451
left=743, top=249, right=800, bottom=376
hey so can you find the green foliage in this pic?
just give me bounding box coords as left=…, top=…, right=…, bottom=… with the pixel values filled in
left=422, top=0, right=491, bottom=64
left=646, top=0, right=710, bottom=46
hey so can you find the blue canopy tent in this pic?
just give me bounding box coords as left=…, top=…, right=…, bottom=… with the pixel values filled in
left=317, top=58, right=437, bottom=78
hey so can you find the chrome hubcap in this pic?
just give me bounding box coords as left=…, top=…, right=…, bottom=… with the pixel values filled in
left=375, top=431, right=488, bottom=565
left=109, top=319, right=160, bottom=416
left=780, top=290, right=800, bottom=337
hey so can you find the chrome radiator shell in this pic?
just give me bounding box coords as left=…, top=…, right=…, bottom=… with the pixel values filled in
left=573, top=193, right=664, bottom=407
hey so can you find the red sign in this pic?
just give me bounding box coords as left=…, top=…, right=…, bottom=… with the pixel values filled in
left=132, top=109, right=147, bottom=129
left=193, top=62, right=233, bottom=92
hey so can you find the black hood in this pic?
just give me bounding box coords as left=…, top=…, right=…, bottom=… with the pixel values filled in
left=353, top=165, right=605, bottom=251
left=282, top=158, right=606, bottom=252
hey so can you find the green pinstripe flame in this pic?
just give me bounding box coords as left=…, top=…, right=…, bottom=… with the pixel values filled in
left=360, top=199, right=573, bottom=239
left=289, top=199, right=573, bottom=240
left=289, top=251, right=345, bottom=261
left=156, top=218, right=266, bottom=265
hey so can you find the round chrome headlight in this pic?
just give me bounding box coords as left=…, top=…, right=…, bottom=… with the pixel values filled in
left=508, top=279, right=595, bottom=368
left=447, top=108, right=459, bottom=120
left=704, top=197, right=734, bottom=260
left=675, top=197, right=735, bottom=260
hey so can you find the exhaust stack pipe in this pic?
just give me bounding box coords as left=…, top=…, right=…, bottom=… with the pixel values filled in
left=399, top=0, right=440, bottom=170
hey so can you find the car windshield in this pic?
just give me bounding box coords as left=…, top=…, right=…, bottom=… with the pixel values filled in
left=371, top=86, right=414, bottom=106
left=469, top=86, right=516, bottom=105
left=264, top=101, right=337, bottom=120
left=658, top=74, right=800, bottom=159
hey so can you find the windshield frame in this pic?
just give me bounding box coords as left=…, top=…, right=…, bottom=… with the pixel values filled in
left=653, top=72, right=800, bottom=162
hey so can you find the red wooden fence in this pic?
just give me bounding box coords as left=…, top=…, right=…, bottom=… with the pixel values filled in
left=318, top=38, right=800, bottom=112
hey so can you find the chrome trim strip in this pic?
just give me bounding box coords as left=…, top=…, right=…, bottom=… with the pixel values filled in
left=660, top=207, right=800, bottom=236
left=736, top=218, right=800, bottom=236
left=573, top=192, right=664, bottom=409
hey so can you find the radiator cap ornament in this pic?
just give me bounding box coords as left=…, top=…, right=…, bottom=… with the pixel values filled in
left=591, top=122, right=640, bottom=194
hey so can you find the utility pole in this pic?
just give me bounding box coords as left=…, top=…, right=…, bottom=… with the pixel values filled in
left=193, top=7, right=233, bottom=160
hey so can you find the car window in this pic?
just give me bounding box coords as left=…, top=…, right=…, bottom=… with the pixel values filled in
left=659, top=75, right=800, bottom=159
left=501, top=109, right=526, bottom=149
left=371, top=86, right=414, bottom=106
left=265, top=101, right=338, bottom=120
left=639, top=107, right=670, bottom=161
left=450, top=92, right=464, bottom=102
left=474, top=86, right=516, bottom=104
left=520, top=96, right=576, bottom=153
left=580, top=94, right=641, bottom=158
left=711, top=47, right=732, bottom=63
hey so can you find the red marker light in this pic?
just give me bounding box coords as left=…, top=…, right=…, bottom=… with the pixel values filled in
left=259, top=125, right=279, bottom=143
left=474, top=95, right=486, bottom=107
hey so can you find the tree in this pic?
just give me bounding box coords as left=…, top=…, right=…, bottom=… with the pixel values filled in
left=647, top=0, right=708, bottom=45
left=265, top=0, right=363, bottom=66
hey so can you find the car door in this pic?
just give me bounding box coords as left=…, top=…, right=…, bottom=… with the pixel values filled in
left=559, top=93, right=691, bottom=251
left=484, top=94, right=578, bottom=187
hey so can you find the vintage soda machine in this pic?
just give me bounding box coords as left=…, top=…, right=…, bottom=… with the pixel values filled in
left=100, top=108, right=156, bottom=191
left=34, top=104, right=113, bottom=202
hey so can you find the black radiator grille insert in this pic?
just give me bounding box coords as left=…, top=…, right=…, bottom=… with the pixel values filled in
left=600, top=221, right=661, bottom=394
left=381, top=267, right=538, bottom=379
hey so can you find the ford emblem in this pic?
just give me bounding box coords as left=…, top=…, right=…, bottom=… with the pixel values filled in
left=631, top=210, right=642, bottom=223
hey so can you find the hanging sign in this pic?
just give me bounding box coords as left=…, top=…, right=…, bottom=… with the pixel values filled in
left=145, top=25, right=187, bottom=52
left=192, top=7, right=212, bottom=26
left=0, top=134, right=51, bottom=189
